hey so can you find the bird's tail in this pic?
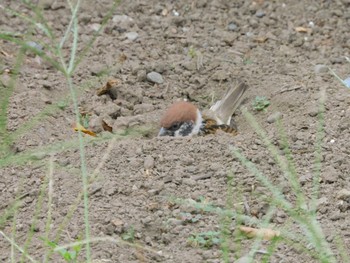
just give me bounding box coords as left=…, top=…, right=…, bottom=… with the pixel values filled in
left=207, top=81, right=248, bottom=125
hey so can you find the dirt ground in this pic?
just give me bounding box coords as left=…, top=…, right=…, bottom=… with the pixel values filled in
left=1, top=0, right=350, bottom=262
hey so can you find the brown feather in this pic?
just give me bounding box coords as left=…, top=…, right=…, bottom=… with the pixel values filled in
left=205, top=81, right=248, bottom=125
left=201, top=116, right=238, bottom=136
left=160, top=101, right=198, bottom=128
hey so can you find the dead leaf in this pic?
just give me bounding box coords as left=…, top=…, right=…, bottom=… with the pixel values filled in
left=254, top=36, right=268, bottom=43
left=0, top=48, right=10, bottom=57
left=118, top=53, right=127, bottom=63
left=102, top=120, right=113, bottom=132
left=295, top=26, right=310, bottom=33
left=239, top=226, right=280, bottom=240
left=74, top=123, right=97, bottom=137
left=161, top=8, right=168, bottom=16
left=96, top=79, right=119, bottom=97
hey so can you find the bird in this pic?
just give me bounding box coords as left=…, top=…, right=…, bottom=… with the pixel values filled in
left=158, top=81, right=248, bottom=137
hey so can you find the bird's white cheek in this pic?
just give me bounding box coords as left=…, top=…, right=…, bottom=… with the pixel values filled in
left=174, top=130, right=182, bottom=137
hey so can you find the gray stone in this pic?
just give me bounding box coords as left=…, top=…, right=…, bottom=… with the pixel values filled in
left=25, top=41, right=43, bottom=53
left=30, top=152, right=47, bottom=160
left=255, top=10, right=266, bottom=18
left=144, top=156, right=155, bottom=170
left=336, top=189, right=350, bottom=201
left=227, top=22, right=238, bottom=31
left=322, top=166, right=338, bottom=183
left=267, top=112, right=282, bottom=123
left=314, top=64, right=328, bottom=74
left=125, top=32, right=139, bottom=41
left=112, top=15, right=133, bottom=23
left=147, top=72, right=164, bottom=84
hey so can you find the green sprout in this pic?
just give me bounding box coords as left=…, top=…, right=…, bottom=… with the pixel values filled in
left=188, top=231, right=221, bottom=248
left=42, top=238, right=82, bottom=262
left=252, top=96, right=270, bottom=111
left=188, top=46, right=197, bottom=58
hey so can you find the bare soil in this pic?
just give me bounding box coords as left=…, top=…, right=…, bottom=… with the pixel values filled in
left=1, top=0, right=350, bottom=262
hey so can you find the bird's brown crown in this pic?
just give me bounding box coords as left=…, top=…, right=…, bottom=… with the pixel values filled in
left=160, top=101, right=198, bottom=128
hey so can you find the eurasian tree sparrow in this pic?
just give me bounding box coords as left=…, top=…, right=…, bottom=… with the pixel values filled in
left=158, top=81, right=248, bottom=137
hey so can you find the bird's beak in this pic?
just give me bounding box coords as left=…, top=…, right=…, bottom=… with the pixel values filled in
left=158, top=127, right=170, bottom=136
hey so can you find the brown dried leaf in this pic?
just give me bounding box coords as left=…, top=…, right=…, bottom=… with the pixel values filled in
left=74, top=123, right=97, bottom=137
left=96, top=79, right=119, bottom=96
left=239, top=226, right=280, bottom=240
left=118, top=53, right=127, bottom=63
left=102, top=120, right=113, bottom=132
left=254, top=36, right=268, bottom=43
left=295, top=26, right=310, bottom=33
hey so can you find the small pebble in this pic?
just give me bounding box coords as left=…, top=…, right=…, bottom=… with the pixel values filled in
left=125, top=32, right=139, bottom=41
left=267, top=112, right=282, bottom=123
left=147, top=72, right=164, bottom=84
left=336, top=189, right=350, bottom=201
left=307, top=106, right=319, bottom=117
left=30, top=152, right=47, bottom=160
left=343, top=77, right=350, bottom=88
left=112, top=15, right=133, bottom=23
left=255, top=10, right=266, bottom=18
left=25, top=41, right=43, bottom=53
left=144, top=156, right=155, bottom=170
left=38, top=80, right=52, bottom=90
left=322, top=166, right=338, bottom=183
left=314, top=64, right=328, bottom=74
left=227, top=22, right=238, bottom=31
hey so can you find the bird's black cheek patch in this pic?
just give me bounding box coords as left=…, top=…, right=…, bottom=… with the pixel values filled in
left=177, top=122, right=194, bottom=136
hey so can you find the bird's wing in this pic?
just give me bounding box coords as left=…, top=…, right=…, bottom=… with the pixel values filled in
left=207, top=81, right=248, bottom=125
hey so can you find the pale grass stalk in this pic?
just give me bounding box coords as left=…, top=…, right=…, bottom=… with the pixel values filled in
left=54, top=236, right=162, bottom=256
left=0, top=230, right=37, bottom=263
left=43, top=156, right=54, bottom=261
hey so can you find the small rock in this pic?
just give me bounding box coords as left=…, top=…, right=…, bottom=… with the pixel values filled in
left=212, top=70, right=229, bottom=81
left=113, top=116, right=130, bottom=130
left=343, top=77, right=350, bottom=88
left=125, top=32, right=139, bottom=41
left=267, top=112, right=282, bottom=123
left=227, top=22, right=238, bottom=31
left=307, top=106, right=319, bottom=117
left=38, top=80, right=52, bottom=90
left=51, top=1, right=65, bottom=10
left=89, top=115, right=104, bottom=133
left=167, top=218, right=183, bottom=226
left=338, top=200, right=349, bottom=212
left=137, top=69, right=147, bottom=82
left=336, top=189, right=350, bottom=201
left=316, top=197, right=328, bottom=207
left=144, top=156, right=155, bottom=170
left=112, top=15, right=133, bottom=23
left=322, top=166, right=338, bottom=183
left=314, top=64, right=328, bottom=74
left=183, top=178, right=196, bottom=187
left=90, top=64, right=105, bottom=76
left=25, top=41, right=43, bottom=53
left=255, top=10, right=266, bottom=18
left=133, top=103, right=154, bottom=115
left=182, top=61, right=197, bottom=71
left=147, top=72, right=164, bottom=84
left=89, top=23, right=101, bottom=32
left=30, top=152, right=47, bottom=160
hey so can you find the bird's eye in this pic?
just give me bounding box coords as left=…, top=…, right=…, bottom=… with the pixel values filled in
left=170, top=122, right=181, bottom=130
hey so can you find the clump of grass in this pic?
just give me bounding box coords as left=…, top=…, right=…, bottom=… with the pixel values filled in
left=0, top=1, right=122, bottom=262
left=252, top=96, right=270, bottom=111
left=41, top=237, right=83, bottom=263
left=173, top=86, right=348, bottom=262
left=188, top=231, right=221, bottom=248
